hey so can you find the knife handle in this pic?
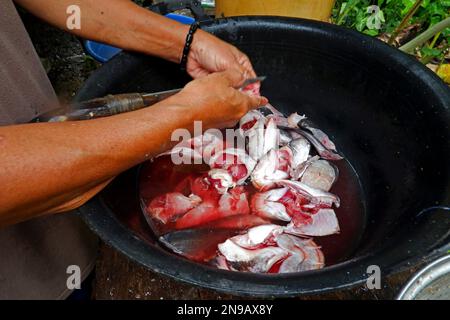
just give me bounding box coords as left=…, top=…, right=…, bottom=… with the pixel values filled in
left=72, top=93, right=146, bottom=115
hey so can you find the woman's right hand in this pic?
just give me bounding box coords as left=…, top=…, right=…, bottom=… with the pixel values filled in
left=167, top=70, right=268, bottom=129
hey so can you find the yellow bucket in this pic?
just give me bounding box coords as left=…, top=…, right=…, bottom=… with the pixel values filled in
left=215, top=0, right=336, bottom=22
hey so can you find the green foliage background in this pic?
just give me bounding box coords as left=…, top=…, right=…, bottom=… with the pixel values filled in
left=332, top=0, right=450, bottom=61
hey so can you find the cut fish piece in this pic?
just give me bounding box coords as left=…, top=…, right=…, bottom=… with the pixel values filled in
left=296, top=129, right=343, bottom=161
left=147, top=192, right=202, bottom=224
left=245, top=116, right=279, bottom=162
left=251, top=149, right=289, bottom=190
left=300, top=159, right=338, bottom=191
left=279, top=125, right=343, bottom=161
left=251, top=188, right=291, bottom=222
left=276, top=234, right=324, bottom=272
left=263, top=103, right=284, bottom=117
left=239, top=110, right=265, bottom=131
left=143, top=100, right=346, bottom=274
left=275, top=234, right=306, bottom=273
left=230, top=224, right=283, bottom=249
left=241, top=81, right=261, bottom=96
left=247, top=118, right=266, bottom=161
left=289, top=137, right=310, bottom=168
left=263, top=118, right=279, bottom=156
left=213, top=254, right=231, bottom=270
left=217, top=231, right=325, bottom=273
left=277, top=146, right=293, bottom=173
left=293, top=240, right=325, bottom=271
left=160, top=228, right=240, bottom=262
left=218, top=239, right=288, bottom=273
left=299, top=119, right=337, bottom=152
left=218, top=187, right=250, bottom=216
left=278, top=254, right=305, bottom=273
left=158, top=132, right=226, bottom=165
left=279, top=129, right=293, bottom=146
left=175, top=188, right=250, bottom=230
left=285, top=208, right=340, bottom=236
left=287, top=113, right=307, bottom=128
left=208, top=169, right=235, bottom=194
left=209, top=148, right=257, bottom=184
left=266, top=114, right=289, bottom=127
left=174, top=201, right=217, bottom=229
left=278, top=180, right=340, bottom=208
left=290, top=155, right=320, bottom=180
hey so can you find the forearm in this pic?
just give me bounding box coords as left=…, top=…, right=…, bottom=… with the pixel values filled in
left=14, top=0, right=188, bottom=63
left=0, top=101, right=194, bottom=226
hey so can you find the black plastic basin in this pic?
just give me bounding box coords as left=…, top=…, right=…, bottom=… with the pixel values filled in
left=77, top=17, right=450, bottom=297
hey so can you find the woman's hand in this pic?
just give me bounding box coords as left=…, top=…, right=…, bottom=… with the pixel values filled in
left=167, top=69, right=268, bottom=129
left=187, top=30, right=257, bottom=79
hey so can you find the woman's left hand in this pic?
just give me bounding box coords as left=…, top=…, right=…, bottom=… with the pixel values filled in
left=187, top=29, right=257, bottom=79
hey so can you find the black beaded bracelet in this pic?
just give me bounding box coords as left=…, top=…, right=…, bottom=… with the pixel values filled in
left=180, top=22, right=200, bottom=71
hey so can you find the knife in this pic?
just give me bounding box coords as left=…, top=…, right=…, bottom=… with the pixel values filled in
left=34, top=76, right=266, bottom=122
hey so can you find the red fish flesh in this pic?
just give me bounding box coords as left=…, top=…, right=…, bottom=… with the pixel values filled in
left=143, top=99, right=346, bottom=274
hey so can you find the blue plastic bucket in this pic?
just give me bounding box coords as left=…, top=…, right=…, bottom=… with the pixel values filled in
left=84, top=13, right=195, bottom=63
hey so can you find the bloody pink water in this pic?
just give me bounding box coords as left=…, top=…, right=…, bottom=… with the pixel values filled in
left=139, top=155, right=366, bottom=267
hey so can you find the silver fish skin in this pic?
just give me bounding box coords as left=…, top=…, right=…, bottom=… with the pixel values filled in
left=299, top=119, right=337, bottom=152
left=159, top=228, right=238, bottom=261
left=218, top=239, right=288, bottom=273
left=230, top=224, right=284, bottom=249
left=275, top=234, right=305, bottom=273
left=278, top=125, right=343, bottom=161
left=298, top=129, right=343, bottom=161
left=287, top=113, right=307, bottom=128
left=239, top=110, right=266, bottom=161
left=291, top=155, right=320, bottom=180
left=251, top=149, right=289, bottom=190
left=251, top=188, right=291, bottom=221
left=300, top=159, right=338, bottom=191
left=278, top=179, right=340, bottom=208
left=289, top=136, right=311, bottom=168
left=262, top=103, right=284, bottom=117
left=276, top=234, right=324, bottom=272
left=263, top=118, right=279, bottom=156
left=279, top=129, right=293, bottom=146
left=285, top=208, right=340, bottom=237
left=217, top=227, right=326, bottom=273
left=247, top=118, right=266, bottom=161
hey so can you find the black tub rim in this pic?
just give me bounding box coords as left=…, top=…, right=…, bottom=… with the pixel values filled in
left=77, top=16, right=450, bottom=297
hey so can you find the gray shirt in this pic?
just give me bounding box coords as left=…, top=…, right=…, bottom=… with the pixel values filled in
left=0, top=0, right=98, bottom=299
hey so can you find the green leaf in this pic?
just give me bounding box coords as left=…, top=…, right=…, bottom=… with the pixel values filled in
left=421, top=46, right=443, bottom=57
left=401, top=0, right=416, bottom=15
left=364, top=29, right=380, bottom=36
left=356, top=17, right=368, bottom=31
left=421, top=0, right=430, bottom=8
left=442, top=27, right=450, bottom=37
